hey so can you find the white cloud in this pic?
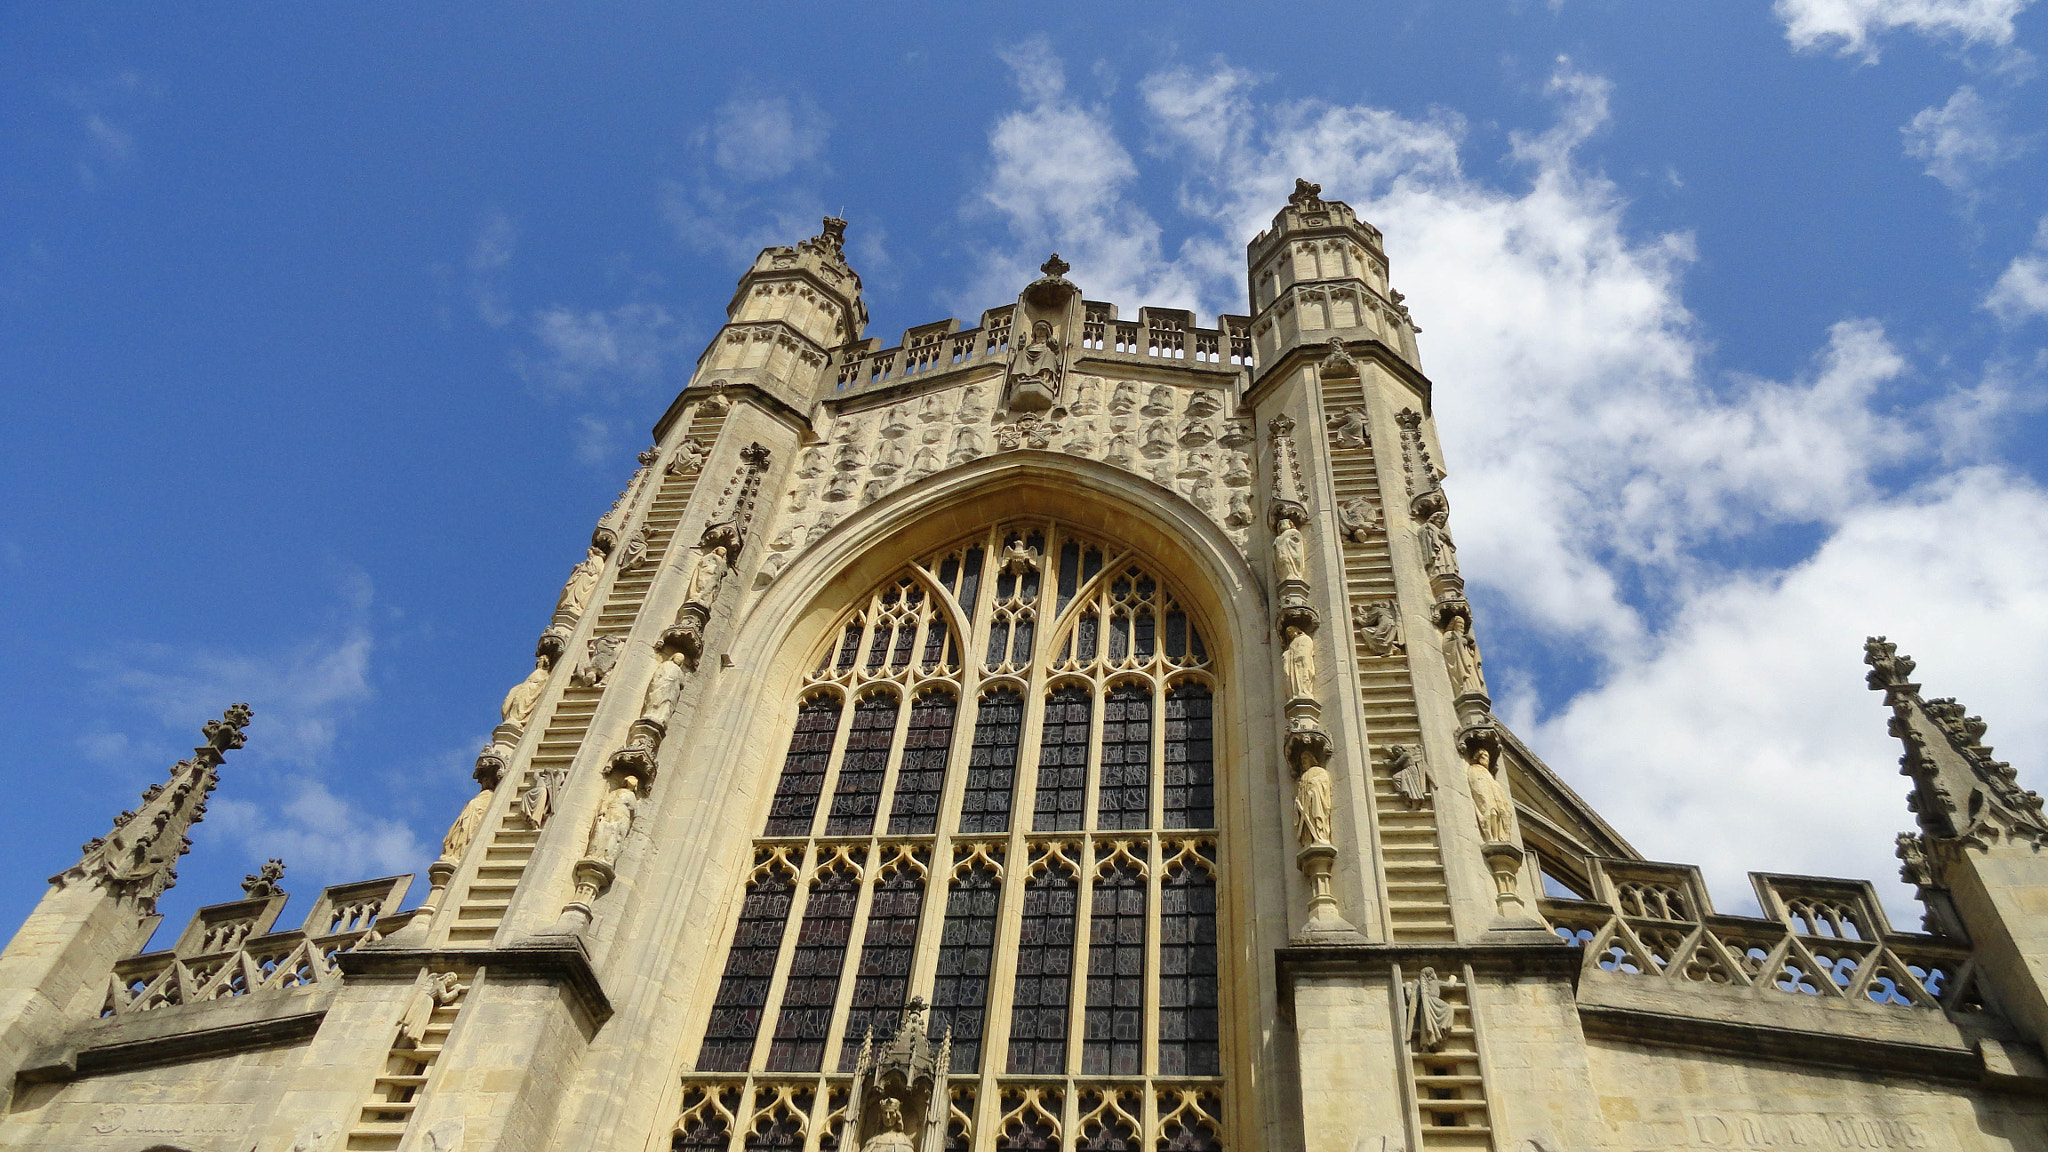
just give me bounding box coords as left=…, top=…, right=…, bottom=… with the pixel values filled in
left=711, top=93, right=830, bottom=182
left=960, top=48, right=2048, bottom=919
left=467, top=207, right=518, bottom=328
left=513, top=301, right=683, bottom=401
left=60, top=70, right=156, bottom=191
left=1901, top=86, right=2023, bottom=202
left=1775, top=0, right=2037, bottom=61
left=208, top=779, right=424, bottom=880
left=1986, top=216, right=2048, bottom=323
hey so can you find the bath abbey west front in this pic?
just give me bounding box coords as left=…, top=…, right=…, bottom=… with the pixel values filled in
left=3, top=182, right=2048, bottom=1152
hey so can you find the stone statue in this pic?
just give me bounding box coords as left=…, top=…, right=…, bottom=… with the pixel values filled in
left=1109, top=381, right=1137, bottom=414
left=1897, top=832, right=1935, bottom=888
left=860, top=1097, right=915, bottom=1152
left=1226, top=490, right=1253, bottom=527
left=585, top=777, right=640, bottom=867
left=1327, top=405, right=1371, bottom=449
left=556, top=548, right=605, bottom=616
left=1403, top=967, right=1453, bottom=1051
left=796, top=447, right=825, bottom=478
left=882, top=404, right=911, bottom=438
left=1106, top=428, right=1134, bottom=467
left=397, top=970, right=468, bottom=1048
left=1390, top=746, right=1432, bottom=807
left=1274, top=523, right=1308, bottom=583
left=1467, top=749, right=1515, bottom=843
left=949, top=426, right=982, bottom=465
left=669, top=436, right=710, bottom=476
left=1422, top=510, right=1459, bottom=578
left=1353, top=599, right=1403, bottom=656
left=440, top=786, right=494, bottom=864
left=1284, top=626, right=1317, bottom=701
left=826, top=472, right=858, bottom=501
left=571, top=634, right=625, bottom=688
left=518, top=767, right=563, bottom=830
left=1335, top=495, right=1378, bottom=543
left=642, top=653, right=686, bottom=727
left=501, top=656, right=552, bottom=728
left=686, top=546, right=729, bottom=606
left=1070, top=376, right=1101, bottom=414
left=1063, top=421, right=1098, bottom=458
left=1443, top=616, right=1483, bottom=696
left=906, top=443, right=940, bottom=479
left=1014, top=320, right=1060, bottom=388
left=1142, top=384, right=1175, bottom=416
left=872, top=438, right=905, bottom=474
left=1141, top=419, right=1174, bottom=459
left=1295, top=763, right=1334, bottom=847
left=919, top=393, right=949, bottom=423
left=1002, top=540, right=1039, bottom=575
left=835, top=442, right=867, bottom=472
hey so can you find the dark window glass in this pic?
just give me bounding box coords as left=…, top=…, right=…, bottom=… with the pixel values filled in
left=839, top=859, right=925, bottom=1071
left=767, top=868, right=859, bottom=1071
left=1034, top=687, right=1092, bottom=832
left=931, top=858, right=1003, bottom=1073
left=764, top=697, right=842, bottom=836
left=958, top=547, right=983, bottom=612
left=959, top=690, right=1022, bottom=834
left=1098, top=684, right=1152, bottom=831
left=1157, top=1100, right=1224, bottom=1152
left=741, top=1095, right=812, bottom=1151
left=986, top=618, right=1012, bottom=669
left=1158, top=856, right=1220, bottom=1077
left=889, top=693, right=957, bottom=835
left=1163, top=684, right=1214, bottom=830
left=824, top=695, right=899, bottom=836
left=1078, top=1094, right=1140, bottom=1151
left=1007, top=859, right=1078, bottom=1074
left=697, top=865, right=795, bottom=1071
left=1058, top=541, right=1081, bottom=616
left=672, top=1090, right=740, bottom=1151
left=1084, top=860, right=1147, bottom=1076
left=835, top=622, right=863, bottom=671
left=921, top=620, right=951, bottom=670
left=1164, top=609, right=1188, bottom=659
left=998, top=1091, right=1061, bottom=1151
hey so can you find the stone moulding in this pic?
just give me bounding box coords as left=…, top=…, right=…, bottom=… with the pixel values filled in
left=337, top=943, right=613, bottom=1027
left=22, top=992, right=329, bottom=1083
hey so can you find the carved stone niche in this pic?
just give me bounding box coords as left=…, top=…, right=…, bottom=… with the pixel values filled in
left=1003, top=255, right=1083, bottom=414
left=844, top=998, right=951, bottom=1152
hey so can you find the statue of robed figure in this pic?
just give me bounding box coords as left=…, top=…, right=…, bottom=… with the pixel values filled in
left=843, top=998, right=952, bottom=1152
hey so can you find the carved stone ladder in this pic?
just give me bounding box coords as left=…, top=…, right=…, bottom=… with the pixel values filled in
left=1321, top=376, right=1455, bottom=943
left=344, top=979, right=474, bottom=1151
left=1399, top=964, right=1499, bottom=1151
left=445, top=403, right=731, bottom=945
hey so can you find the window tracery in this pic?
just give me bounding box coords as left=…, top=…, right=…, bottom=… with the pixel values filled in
left=688, top=520, right=1227, bottom=1148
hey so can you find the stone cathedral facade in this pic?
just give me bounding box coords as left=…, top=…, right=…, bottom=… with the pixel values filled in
left=5, top=181, right=2048, bottom=1152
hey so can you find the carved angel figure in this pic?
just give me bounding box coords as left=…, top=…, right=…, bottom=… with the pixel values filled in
left=1274, top=523, right=1308, bottom=583
left=948, top=426, right=982, bottom=465
left=1109, top=381, right=1137, bottom=414
left=1403, top=967, right=1454, bottom=1052
left=1353, top=599, right=1403, bottom=656
left=871, top=438, right=905, bottom=474
left=517, top=767, right=562, bottom=830
left=795, top=446, right=826, bottom=478
left=396, top=970, right=469, bottom=1048
left=956, top=385, right=988, bottom=423
left=556, top=547, right=606, bottom=617
left=1389, top=745, right=1432, bottom=807
left=1105, top=428, right=1134, bottom=468
left=1141, top=419, right=1174, bottom=459
left=668, top=437, right=710, bottom=476
left=1226, top=490, right=1253, bottom=527
left=906, top=443, right=941, bottom=479
left=585, top=777, right=640, bottom=867
left=1284, top=626, right=1318, bottom=702
left=1142, top=384, right=1176, bottom=416
left=440, top=786, right=495, bottom=864
left=1467, top=749, right=1515, bottom=844
left=1295, top=763, right=1334, bottom=848
left=1327, top=406, right=1371, bottom=450
left=501, top=656, right=552, bottom=728
left=1897, top=832, right=1935, bottom=888
left=1335, top=496, right=1378, bottom=543
left=1070, top=376, right=1101, bottom=414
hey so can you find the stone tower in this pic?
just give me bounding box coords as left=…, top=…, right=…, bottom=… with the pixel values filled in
left=3, top=186, right=2047, bottom=1151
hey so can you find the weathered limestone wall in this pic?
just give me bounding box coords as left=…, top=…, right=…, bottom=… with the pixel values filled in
left=1, top=1040, right=307, bottom=1151
left=1583, top=1040, right=2048, bottom=1150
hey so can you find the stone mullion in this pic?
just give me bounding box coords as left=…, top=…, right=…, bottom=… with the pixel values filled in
left=745, top=844, right=817, bottom=1073
left=818, top=840, right=878, bottom=1075
left=1067, top=848, right=1095, bottom=1082
left=1144, top=830, right=1163, bottom=1081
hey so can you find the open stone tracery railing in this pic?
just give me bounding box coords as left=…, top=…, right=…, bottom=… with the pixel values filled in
left=1541, top=859, right=1981, bottom=1016
left=101, top=875, right=411, bottom=1018
left=832, top=305, right=1254, bottom=395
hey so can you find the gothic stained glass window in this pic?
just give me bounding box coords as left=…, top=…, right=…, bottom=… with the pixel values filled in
left=697, top=860, right=796, bottom=1072
left=764, top=697, right=842, bottom=837
left=1163, top=683, right=1214, bottom=830
left=824, top=694, right=899, bottom=836
left=932, top=857, right=1003, bottom=1073
left=838, top=855, right=925, bottom=1072
left=888, top=692, right=957, bottom=835
left=1097, top=684, right=1152, bottom=831
left=693, top=520, right=1226, bottom=1147
left=1007, top=853, right=1079, bottom=1074
left=1158, top=850, right=1220, bottom=1077
left=767, top=865, right=859, bottom=1071
left=1034, top=687, right=1092, bottom=832
left=1084, top=858, right=1148, bottom=1076
left=960, top=689, right=1022, bottom=835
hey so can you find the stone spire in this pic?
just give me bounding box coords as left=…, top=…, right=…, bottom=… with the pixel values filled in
left=51, top=703, right=254, bottom=914
left=1243, top=177, right=1420, bottom=375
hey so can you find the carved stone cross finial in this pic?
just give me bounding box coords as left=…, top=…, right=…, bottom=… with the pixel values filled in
left=1289, top=178, right=1323, bottom=208
left=241, top=858, right=286, bottom=898
left=1040, top=253, right=1070, bottom=279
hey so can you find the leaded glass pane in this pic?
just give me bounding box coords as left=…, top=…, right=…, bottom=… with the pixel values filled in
left=824, top=694, right=898, bottom=836
left=1084, top=859, right=1147, bottom=1076
left=764, top=697, right=841, bottom=837
left=1098, top=684, right=1152, bottom=831
left=960, top=689, right=1022, bottom=834
left=697, top=863, right=795, bottom=1071
left=888, top=693, right=956, bottom=835
left=767, top=867, right=858, bottom=1071
left=1034, top=687, right=1091, bottom=832
left=1007, top=855, right=1078, bottom=1074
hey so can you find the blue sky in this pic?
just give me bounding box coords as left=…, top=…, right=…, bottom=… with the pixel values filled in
left=4, top=1, right=2047, bottom=940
